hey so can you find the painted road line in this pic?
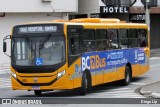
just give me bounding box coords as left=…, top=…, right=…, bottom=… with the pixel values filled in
left=150, top=64, right=160, bottom=67
left=150, top=57, right=160, bottom=60
left=0, top=83, right=11, bottom=88
left=0, top=80, right=10, bottom=83
left=111, top=95, right=144, bottom=98
left=91, top=90, right=144, bottom=98
left=101, top=90, right=133, bottom=94
left=111, top=87, right=130, bottom=91
left=130, top=82, right=145, bottom=85
left=0, top=69, right=10, bottom=74
left=0, top=78, right=10, bottom=80
left=92, top=90, right=133, bottom=95
left=0, top=78, right=11, bottom=88
left=0, top=85, right=11, bottom=88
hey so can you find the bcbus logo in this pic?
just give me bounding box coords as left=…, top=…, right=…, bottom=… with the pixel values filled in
left=82, top=55, right=106, bottom=71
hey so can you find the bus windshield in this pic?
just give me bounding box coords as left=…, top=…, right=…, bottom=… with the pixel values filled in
left=12, top=34, right=65, bottom=66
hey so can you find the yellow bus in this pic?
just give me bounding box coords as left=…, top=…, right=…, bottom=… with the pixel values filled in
left=3, top=18, right=150, bottom=95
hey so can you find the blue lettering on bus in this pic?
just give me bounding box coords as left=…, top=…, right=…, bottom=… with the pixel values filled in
left=81, top=49, right=145, bottom=72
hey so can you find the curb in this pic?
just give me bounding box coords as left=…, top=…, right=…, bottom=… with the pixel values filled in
left=140, top=90, right=152, bottom=95
left=151, top=93, right=160, bottom=99
left=140, top=85, right=160, bottom=98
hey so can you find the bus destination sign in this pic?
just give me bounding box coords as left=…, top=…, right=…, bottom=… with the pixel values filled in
left=16, top=26, right=58, bottom=34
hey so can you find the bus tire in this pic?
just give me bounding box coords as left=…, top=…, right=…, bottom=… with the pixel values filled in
left=80, top=73, right=87, bottom=95
left=34, top=90, right=42, bottom=96
left=123, top=66, right=131, bottom=86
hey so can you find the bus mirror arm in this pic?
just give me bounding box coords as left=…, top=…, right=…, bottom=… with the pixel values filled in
left=3, top=35, right=11, bottom=57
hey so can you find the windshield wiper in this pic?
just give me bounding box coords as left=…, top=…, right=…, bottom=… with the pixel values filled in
left=23, top=34, right=32, bottom=49
left=22, top=35, right=35, bottom=65
left=39, top=34, right=51, bottom=49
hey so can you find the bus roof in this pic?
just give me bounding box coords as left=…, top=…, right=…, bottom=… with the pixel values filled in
left=17, top=18, right=148, bottom=29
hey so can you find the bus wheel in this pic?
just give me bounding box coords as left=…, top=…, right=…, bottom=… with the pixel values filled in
left=123, top=66, right=131, bottom=86
left=34, top=90, right=42, bottom=96
left=80, top=73, right=87, bottom=95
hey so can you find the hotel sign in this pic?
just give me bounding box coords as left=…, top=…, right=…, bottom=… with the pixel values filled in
left=100, top=6, right=129, bottom=13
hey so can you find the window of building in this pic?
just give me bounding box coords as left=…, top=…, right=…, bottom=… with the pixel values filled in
left=141, top=0, right=157, bottom=7
left=120, top=0, right=130, bottom=6
left=101, top=0, right=120, bottom=6
left=108, top=29, right=119, bottom=49
left=95, top=29, right=108, bottom=51
left=128, top=29, right=138, bottom=48
left=69, top=14, right=88, bottom=20
left=83, top=29, right=96, bottom=52
left=119, top=29, right=128, bottom=49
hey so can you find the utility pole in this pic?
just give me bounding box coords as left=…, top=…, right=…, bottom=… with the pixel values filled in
left=145, top=0, right=150, bottom=31
left=145, top=0, right=150, bottom=49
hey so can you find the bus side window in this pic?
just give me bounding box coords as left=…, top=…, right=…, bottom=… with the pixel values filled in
left=83, top=29, right=95, bottom=52
left=68, top=34, right=83, bottom=55
left=128, top=29, right=138, bottom=48
left=108, top=29, right=119, bottom=49
left=67, top=26, right=83, bottom=66
left=119, top=29, right=128, bottom=49
left=95, top=29, right=108, bottom=51
left=138, top=29, right=147, bottom=47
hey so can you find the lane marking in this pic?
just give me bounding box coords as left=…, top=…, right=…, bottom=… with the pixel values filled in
left=104, top=90, right=133, bottom=93
left=0, top=69, right=10, bottom=74
left=100, top=92, right=134, bottom=95
left=110, top=94, right=143, bottom=96
left=93, top=90, right=133, bottom=94
left=0, top=85, right=11, bottom=88
left=111, top=87, right=130, bottom=91
left=0, top=78, right=11, bottom=88
left=111, top=95, right=144, bottom=98
left=131, top=82, right=145, bottom=85
left=0, top=78, right=11, bottom=81
left=150, top=57, right=160, bottom=60
left=150, top=64, right=160, bottom=67
left=92, top=92, right=144, bottom=98
left=91, top=87, right=145, bottom=98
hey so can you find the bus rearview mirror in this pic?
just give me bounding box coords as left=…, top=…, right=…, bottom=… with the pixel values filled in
left=3, top=35, right=11, bottom=57
left=3, top=42, right=7, bottom=52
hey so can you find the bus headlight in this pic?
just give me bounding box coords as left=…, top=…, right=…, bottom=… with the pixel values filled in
left=11, top=72, right=17, bottom=79
left=57, top=70, right=65, bottom=79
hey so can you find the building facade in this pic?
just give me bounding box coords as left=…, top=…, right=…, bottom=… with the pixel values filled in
left=0, top=0, right=78, bottom=67
left=71, top=0, right=160, bottom=49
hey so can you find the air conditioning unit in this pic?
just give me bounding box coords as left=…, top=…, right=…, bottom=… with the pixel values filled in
left=42, top=0, right=52, bottom=2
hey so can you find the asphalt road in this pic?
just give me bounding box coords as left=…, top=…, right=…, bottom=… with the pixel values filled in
left=0, top=57, right=160, bottom=105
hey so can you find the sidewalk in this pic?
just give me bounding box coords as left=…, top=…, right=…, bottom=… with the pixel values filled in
left=139, top=48, right=160, bottom=98
left=140, top=82, right=160, bottom=98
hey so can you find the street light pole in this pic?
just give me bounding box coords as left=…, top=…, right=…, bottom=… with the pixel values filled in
left=145, top=0, right=151, bottom=49
left=145, top=0, right=150, bottom=31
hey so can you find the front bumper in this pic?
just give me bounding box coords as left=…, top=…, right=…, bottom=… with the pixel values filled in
left=11, top=74, right=74, bottom=91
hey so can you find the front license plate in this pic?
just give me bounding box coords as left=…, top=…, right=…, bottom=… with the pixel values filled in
left=31, top=86, right=40, bottom=90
